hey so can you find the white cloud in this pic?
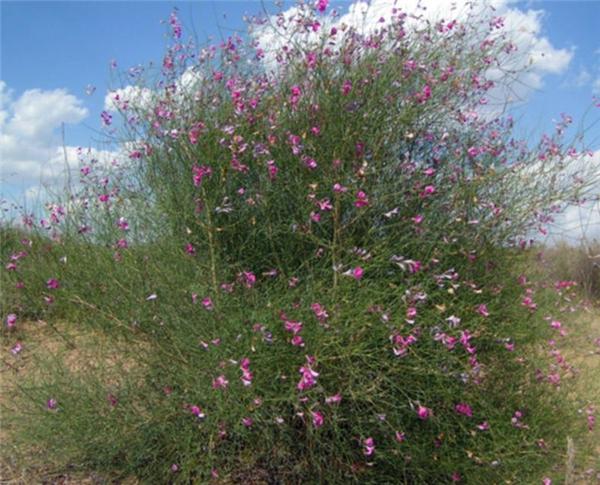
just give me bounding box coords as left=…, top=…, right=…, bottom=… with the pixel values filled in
left=104, top=85, right=153, bottom=112
left=548, top=150, right=600, bottom=242
left=1, top=84, right=89, bottom=190
left=593, top=77, right=600, bottom=95
left=253, top=0, right=573, bottom=106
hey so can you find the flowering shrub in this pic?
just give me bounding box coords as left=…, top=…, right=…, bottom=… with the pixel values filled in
left=1, top=2, right=598, bottom=483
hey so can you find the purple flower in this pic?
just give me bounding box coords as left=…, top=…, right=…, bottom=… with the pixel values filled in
left=189, top=405, right=205, bottom=419
left=46, top=278, right=60, bottom=290
left=10, top=342, right=23, bottom=355
left=311, top=411, right=324, bottom=428
left=5, top=313, right=17, bottom=328
left=354, top=191, right=369, bottom=208
left=212, top=375, right=229, bottom=390
left=46, top=398, right=58, bottom=410
left=455, top=403, right=473, bottom=417
left=363, top=437, right=375, bottom=456
left=417, top=405, right=431, bottom=420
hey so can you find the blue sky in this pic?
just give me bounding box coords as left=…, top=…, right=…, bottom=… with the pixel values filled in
left=1, top=0, right=599, bottom=237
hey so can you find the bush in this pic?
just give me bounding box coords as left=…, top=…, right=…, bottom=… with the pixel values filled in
left=2, top=2, right=598, bottom=483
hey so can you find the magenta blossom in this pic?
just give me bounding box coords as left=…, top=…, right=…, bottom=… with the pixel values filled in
left=189, top=405, right=205, bottom=419
left=477, top=304, right=490, bottom=317
left=10, top=342, right=23, bottom=355
left=417, top=405, right=431, bottom=420
left=363, top=437, right=375, bottom=456
left=46, top=278, right=60, bottom=290
left=241, top=271, right=256, bottom=288
left=240, top=357, right=253, bottom=386
left=202, top=297, right=214, bottom=311
left=117, top=217, right=129, bottom=231
left=395, top=431, right=406, bottom=443
left=342, top=79, right=352, bottom=96
left=354, top=191, right=369, bottom=208
left=212, top=375, right=229, bottom=390
left=242, top=417, right=253, bottom=428
left=192, top=164, right=212, bottom=187
left=315, top=0, right=328, bottom=12
left=352, top=266, right=364, bottom=280
left=325, top=393, right=342, bottom=405
left=311, top=410, right=324, bottom=428
left=476, top=421, right=490, bottom=431
left=297, top=357, right=319, bottom=391
left=455, top=403, right=473, bottom=417
left=311, top=303, right=329, bottom=322
left=46, top=398, right=58, bottom=410
left=6, top=313, right=17, bottom=328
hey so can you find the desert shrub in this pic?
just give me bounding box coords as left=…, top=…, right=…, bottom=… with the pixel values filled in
left=2, top=2, right=598, bottom=483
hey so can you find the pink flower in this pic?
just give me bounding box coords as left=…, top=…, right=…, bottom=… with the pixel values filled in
left=10, top=342, right=23, bottom=355
left=342, top=80, right=352, bottom=96
left=315, top=0, right=328, bottom=12
left=333, top=182, right=348, bottom=193
left=242, top=417, right=253, bottom=427
left=117, top=217, right=129, bottom=231
left=477, top=304, right=489, bottom=317
left=420, top=185, right=436, bottom=198
left=240, top=358, right=253, bottom=386
left=522, top=296, right=537, bottom=311
left=212, top=375, right=229, bottom=390
left=202, top=297, right=214, bottom=311
left=407, top=260, right=421, bottom=273
left=291, top=335, right=305, bottom=347
left=455, top=403, right=473, bottom=417
left=316, top=198, right=333, bottom=211
left=5, top=313, right=17, bottom=328
left=325, top=393, right=342, bottom=405
left=192, top=164, right=212, bottom=187
left=297, top=358, right=319, bottom=391
left=363, top=437, right=375, bottom=456
left=311, top=303, right=329, bottom=322
left=311, top=410, right=324, bottom=428
left=266, top=160, right=278, bottom=180
left=304, top=157, right=318, bottom=170
left=542, top=478, right=552, bottom=485
left=476, top=421, right=490, bottom=431
left=189, top=405, right=205, bottom=419
left=395, top=431, right=406, bottom=443
left=352, top=267, right=364, bottom=280
left=46, top=398, right=58, bottom=410
left=46, top=278, right=60, bottom=290
left=354, top=191, right=369, bottom=208
left=185, top=243, right=196, bottom=255
left=188, top=122, right=204, bottom=145
left=290, top=85, right=302, bottom=107
left=417, top=405, right=431, bottom=420
left=241, top=271, right=256, bottom=288
left=467, top=146, right=480, bottom=158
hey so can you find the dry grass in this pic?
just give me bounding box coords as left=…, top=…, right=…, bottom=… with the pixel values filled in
left=541, top=240, right=600, bottom=302
left=0, top=321, right=141, bottom=485
left=561, top=309, right=600, bottom=484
